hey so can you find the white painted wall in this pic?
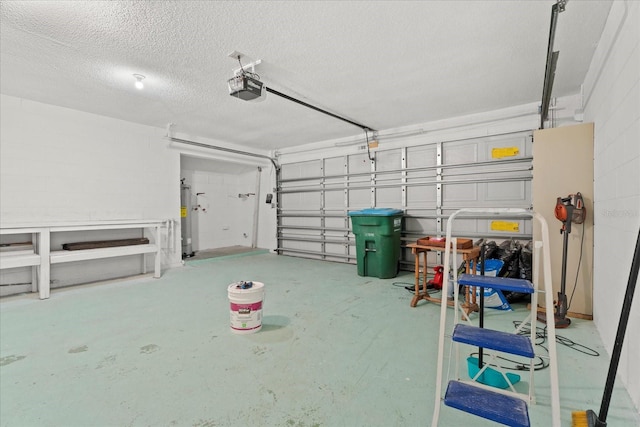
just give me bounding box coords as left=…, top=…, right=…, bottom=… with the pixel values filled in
left=582, top=0, right=640, bottom=411
left=180, top=167, right=259, bottom=250
left=0, top=94, right=184, bottom=287
left=0, top=95, right=278, bottom=291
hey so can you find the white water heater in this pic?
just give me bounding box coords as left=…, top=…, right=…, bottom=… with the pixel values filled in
left=180, top=180, right=195, bottom=258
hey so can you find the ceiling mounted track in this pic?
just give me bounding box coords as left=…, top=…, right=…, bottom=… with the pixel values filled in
left=540, top=0, right=567, bottom=129
left=169, top=135, right=279, bottom=171
left=263, top=87, right=374, bottom=133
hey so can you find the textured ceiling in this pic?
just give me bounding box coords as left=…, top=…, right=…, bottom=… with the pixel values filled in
left=1, top=1, right=612, bottom=152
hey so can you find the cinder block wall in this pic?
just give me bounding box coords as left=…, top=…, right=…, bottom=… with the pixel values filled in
left=583, top=0, right=640, bottom=411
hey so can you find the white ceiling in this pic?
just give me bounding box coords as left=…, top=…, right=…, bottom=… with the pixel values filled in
left=1, top=1, right=612, bottom=152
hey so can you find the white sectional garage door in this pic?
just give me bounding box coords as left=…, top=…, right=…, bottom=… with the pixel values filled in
left=277, top=130, right=533, bottom=269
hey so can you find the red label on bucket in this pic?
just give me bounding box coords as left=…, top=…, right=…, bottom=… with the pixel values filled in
left=230, top=301, right=262, bottom=311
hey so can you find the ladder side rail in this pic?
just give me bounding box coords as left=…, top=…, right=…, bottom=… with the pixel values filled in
left=452, top=238, right=462, bottom=381
left=432, top=212, right=464, bottom=425
left=533, top=212, right=561, bottom=426
left=528, top=240, right=543, bottom=404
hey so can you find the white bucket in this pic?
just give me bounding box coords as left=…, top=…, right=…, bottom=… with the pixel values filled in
left=227, top=281, right=265, bottom=334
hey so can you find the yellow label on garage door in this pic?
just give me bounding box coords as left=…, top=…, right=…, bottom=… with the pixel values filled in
left=181, top=206, right=187, bottom=218
left=491, top=221, right=519, bottom=232
left=491, top=146, right=519, bottom=158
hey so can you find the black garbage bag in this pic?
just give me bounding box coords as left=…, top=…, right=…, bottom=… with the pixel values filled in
left=519, top=241, right=533, bottom=281
left=505, top=240, right=533, bottom=303
left=497, top=239, right=521, bottom=278
left=473, top=239, right=502, bottom=264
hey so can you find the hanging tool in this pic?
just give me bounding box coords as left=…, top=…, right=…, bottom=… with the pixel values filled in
left=541, top=192, right=586, bottom=328
left=571, top=228, right=640, bottom=426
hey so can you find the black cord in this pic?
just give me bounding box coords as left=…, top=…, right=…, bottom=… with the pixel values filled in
left=364, top=129, right=374, bottom=162
left=513, top=320, right=600, bottom=358
left=471, top=321, right=600, bottom=373
left=567, top=221, right=586, bottom=311
left=468, top=351, right=549, bottom=372
left=392, top=281, right=414, bottom=288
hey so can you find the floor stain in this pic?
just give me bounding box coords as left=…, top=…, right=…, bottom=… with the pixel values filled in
left=68, top=345, right=88, bottom=354
left=0, top=354, right=26, bottom=366
left=96, top=354, right=117, bottom=369
left=140, top=344, right=160, bottom=354
left=192, top=419, right=216, bottom=427
left=267, top=388, right=277, bottom=402
left=252, top=346, right=267, bottom=356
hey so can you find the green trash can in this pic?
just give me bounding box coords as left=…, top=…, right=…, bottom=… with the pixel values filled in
left=349, top=208, right=404, bottom=279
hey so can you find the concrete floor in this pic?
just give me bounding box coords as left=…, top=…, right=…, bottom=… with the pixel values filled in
left=1, top=252, right=638, bottom=426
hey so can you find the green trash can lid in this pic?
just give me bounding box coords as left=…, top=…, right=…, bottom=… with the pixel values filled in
left=348, top=208, right=404, bottom=216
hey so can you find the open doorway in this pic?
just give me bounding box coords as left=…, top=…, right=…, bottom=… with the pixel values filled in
left=180, top=154, right=264, bottom=260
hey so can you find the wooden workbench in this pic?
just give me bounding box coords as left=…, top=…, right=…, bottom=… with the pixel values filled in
left=407, top=242, right=481, bottom=313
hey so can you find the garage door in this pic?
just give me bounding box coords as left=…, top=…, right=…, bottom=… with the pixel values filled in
left=277, top=130, right=533, bottom=269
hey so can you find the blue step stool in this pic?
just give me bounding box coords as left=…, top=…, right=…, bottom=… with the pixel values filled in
left=458, top=274, right=534, bottom=293
left=452, top=323, right=535, bottom=358
left=444, top=380, right=530, bottom=427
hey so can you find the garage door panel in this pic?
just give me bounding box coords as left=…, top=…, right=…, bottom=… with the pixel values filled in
left=282, top=240, right=322, bottom=252
left=347, top=188, right=371, bottom=209
left=486, top=181, right=527, bottom=203
left=443, top=141, right=478, bottom=164
left=375, top=149, right=402, bottom=171
left=324, top=190, right=345, bottom=209
left=325, top=217, right=347, bottom=229
left=349, top=153, right=372, bottom=174
left=407, top=145, right=437, bottom=168
left=443, top=183, right=479, bottom=203
left=376, top=187, right=401, bottom=206
left=324, top=156, right=345, bottom=175
left=404, top=216, right=438, bottom=234
left=278, top=131, right=533, bottom=263
left=281, top=217, right=321, bottom=227
left=406, top=185, right=437, bottom=203
left=281, top=192, right=321, bottom=210
left=281, top=160, right=322, bottom=180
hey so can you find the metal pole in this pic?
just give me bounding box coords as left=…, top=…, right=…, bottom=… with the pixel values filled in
left=252, top=167, right=262, bottom=248
left=598, top=228, right=640, bottom=422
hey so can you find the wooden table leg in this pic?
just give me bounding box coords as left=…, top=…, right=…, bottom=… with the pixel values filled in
left=461, top=256, right=479, bottom=314
left=410, top=248, right=420, bottom=307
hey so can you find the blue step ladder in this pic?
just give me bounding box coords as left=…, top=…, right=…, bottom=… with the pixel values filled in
left=431, top=208, right=561, bottom=427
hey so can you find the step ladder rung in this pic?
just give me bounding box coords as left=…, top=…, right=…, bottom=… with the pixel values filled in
left=452, top=324, right=534, bottom=358
left=444, top=380, right=530, bottom=427
left=459, top=274, right=534, bottom=293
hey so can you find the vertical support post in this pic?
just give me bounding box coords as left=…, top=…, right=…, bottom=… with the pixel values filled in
left=320, top=159, right=326, bottom=260
left=275, top=164, right=282, bottom=255
left=436, top=142, right=444, bottom=265
left=252, top=167, right=262, bottom=249
left=38, top=228, right=50, bottom=299
left=154, top=224, right=161, bottom=278
left=401, top=147, right=407, bottom=209
left=344, top=155, right=350, bottom=261
left=31, top=232, right=38, bottom=293
left=370, top=152, right=376, bottom=208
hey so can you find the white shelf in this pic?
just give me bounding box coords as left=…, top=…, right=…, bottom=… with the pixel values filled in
left=1, top=220, right=167, bottom=299
left=0, top=253, right=41, bottom=269
left=50, top=244, right=158, bottom=264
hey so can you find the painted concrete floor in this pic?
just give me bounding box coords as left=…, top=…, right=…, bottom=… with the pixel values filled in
left=1, top=252, right=638, bottom=427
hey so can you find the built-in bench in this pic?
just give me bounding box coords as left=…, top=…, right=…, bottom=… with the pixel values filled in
left=0, top=220, right=168, bottom=299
